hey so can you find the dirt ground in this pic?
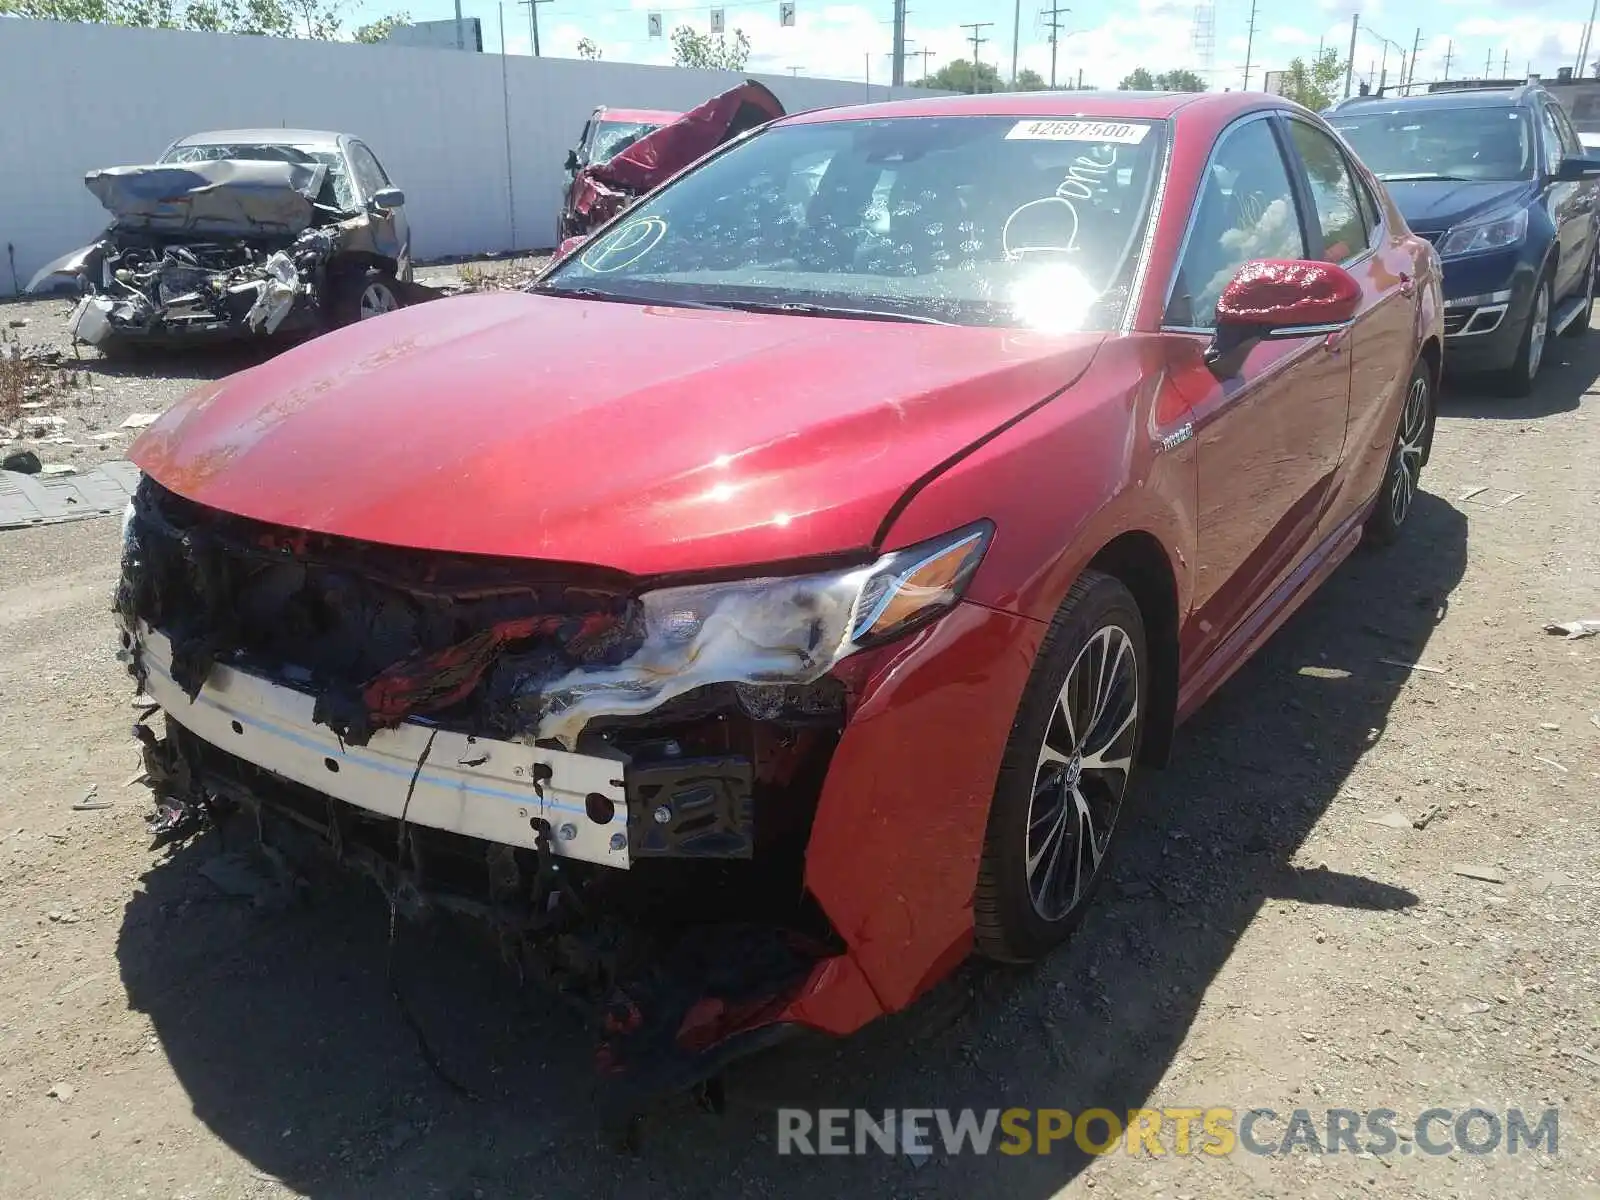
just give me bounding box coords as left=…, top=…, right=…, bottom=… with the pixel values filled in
left=0, top=291, right=1596, bottom=1200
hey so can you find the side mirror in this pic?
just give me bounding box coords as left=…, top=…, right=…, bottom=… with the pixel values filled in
left=1205, top=259, right=1362, bottom=379
left=369, top=186, right=405, bottom=211
left=1554, top=155, right=1600, bottom=182
left=564, top=149, right=580, bottom=172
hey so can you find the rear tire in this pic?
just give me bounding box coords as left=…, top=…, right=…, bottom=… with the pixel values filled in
left=973, top=570, right=1146, bottom=964
left=1364, top=358, right=1433, bottom=549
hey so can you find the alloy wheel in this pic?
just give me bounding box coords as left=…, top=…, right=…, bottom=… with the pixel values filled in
left=1528, top=283, right=1550, bottom=381
left=1025, top=624, right=1139, bottom=922
left=1389, top=374, right=1428, bottom=528
left=359, top=282, right=400, bottom=320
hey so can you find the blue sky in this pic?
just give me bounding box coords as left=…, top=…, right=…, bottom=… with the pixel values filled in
left=371, top=0, right=1592, bottom=93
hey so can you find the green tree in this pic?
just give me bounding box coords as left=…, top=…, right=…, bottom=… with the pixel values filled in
left=352, top=12, right=407, bottom=42
left=669, top=23, right=750, bottom=70
left=1277, top=47, right=1346, bottom=111
left=915, top=58, right=1003, bottom=94
left=576, top=35, right=602, bottom=59
left=0, top=0, right=404, bottom=39
left=1120, top=66, right=1206, bottom=91
left=1014, top=67, right=1047, bottom=91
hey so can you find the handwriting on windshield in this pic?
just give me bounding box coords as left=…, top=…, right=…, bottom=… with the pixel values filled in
left=1002, top=146, right=1119, bottom=259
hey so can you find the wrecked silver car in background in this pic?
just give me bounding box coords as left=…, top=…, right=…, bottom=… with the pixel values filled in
left=28, top=129, right=412, bottom=349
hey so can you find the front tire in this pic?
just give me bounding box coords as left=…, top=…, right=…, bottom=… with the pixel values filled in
left=332, top=267, right=403, bottom=328
left=1364, top=357, right=1433, bottom=549
left=974, top=571, right=1146, bottom=963
left=1495, top=272, right=1551, bottom=397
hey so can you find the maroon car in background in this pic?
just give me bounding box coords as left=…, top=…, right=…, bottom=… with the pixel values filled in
left=558, top=80, right=785, bottom=241
left=121, top=89, right=1442, bottom=1092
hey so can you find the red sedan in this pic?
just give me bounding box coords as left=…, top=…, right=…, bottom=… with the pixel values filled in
left=120, top=90, right=1442, bottom=1088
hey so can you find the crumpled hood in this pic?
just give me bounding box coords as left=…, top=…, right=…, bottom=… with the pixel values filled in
left=131, top=292, right=1104, bottom=577
left=1383, top=179, right=1533, bottom=233
left=86, top=160, right=328, bottom=236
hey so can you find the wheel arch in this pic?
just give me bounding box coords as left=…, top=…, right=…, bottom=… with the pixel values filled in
left=1084, top=530, right=1181, bottom=768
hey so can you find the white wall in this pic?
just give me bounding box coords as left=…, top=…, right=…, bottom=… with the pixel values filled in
left=0, top=18, right=936, bottom=289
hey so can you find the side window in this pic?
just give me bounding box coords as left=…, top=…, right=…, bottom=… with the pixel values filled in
left=1538, top=104, right=1566, bottom=173
left=1167, top=117, right=1309, bottom=329
left=1287, top=120, right=1372, bottom=264
left=347, top=142, right=389, bottom=197
left=1550, top=102, right=1583, bottom=160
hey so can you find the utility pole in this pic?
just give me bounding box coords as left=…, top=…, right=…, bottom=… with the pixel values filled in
left=1484, top=49, right=1491, bottom=77
left=788, top=66, right=804, bottom=75
left=1407, top=27, right=1421, bottom=88
left=915, top=48, right=937, bottom=80
left=1343, top=12, right=1358, bottom=98
left=1241, top=0, right=1258, bottom=90
left=960, top=20, right=993, bottom=92
left=1011, top=0, right=1022, bottom=84
left=518, top=0, right=550, bottom=56
left=1042, top=3, right=1069, bottom=89
left=1502, top=50, right=1509, bottom=76
left=1442, top=38, right=1453, bottom=80
left=1578, top=0, right=1598, bottom=78
left=454, top=0, right=464, bottom=49
left=891, top=0, right=907, bottom=87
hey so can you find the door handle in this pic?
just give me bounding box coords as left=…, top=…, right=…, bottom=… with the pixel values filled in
left=1324, top=326, right=1351, bottom=354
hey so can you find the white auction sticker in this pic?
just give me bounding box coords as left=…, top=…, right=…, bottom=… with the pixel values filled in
left=1005, top=119, right=1150, bottom=144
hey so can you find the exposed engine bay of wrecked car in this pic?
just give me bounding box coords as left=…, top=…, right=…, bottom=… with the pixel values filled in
left=33, top=158, right=379, bottom=347
left=113, top=473, right=927, bottom=1092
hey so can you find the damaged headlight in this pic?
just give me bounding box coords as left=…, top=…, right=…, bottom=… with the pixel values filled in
left=535, top=521, right=993, bottom=746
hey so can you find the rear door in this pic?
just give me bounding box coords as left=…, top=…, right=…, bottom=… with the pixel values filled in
left=1281, top=115, right=1418, bottom=539
left=1160, top=112, right=1352, bottom=676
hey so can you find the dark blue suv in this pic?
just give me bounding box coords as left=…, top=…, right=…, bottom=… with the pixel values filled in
left=1327, top=82, right=1600, bottom=395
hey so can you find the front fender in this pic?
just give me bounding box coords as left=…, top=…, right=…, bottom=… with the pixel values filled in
left=26, top=243, right=102, bottom=295
left=877, top=336, right=1196, bottom=628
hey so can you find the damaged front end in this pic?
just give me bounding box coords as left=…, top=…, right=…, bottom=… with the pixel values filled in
left=32, top=160, right=347, bottom=348
left=118, top=476, right=988, bottom=1095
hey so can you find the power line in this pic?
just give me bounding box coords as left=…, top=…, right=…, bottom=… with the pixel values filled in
left=960, top=20, right=993, bottom=92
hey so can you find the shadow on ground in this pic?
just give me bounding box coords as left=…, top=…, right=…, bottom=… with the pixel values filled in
left=1442, top=324, right=1599, bottom=418
left=116, top=494, right=1468, bottom=1199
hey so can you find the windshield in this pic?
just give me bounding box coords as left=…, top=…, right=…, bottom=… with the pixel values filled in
left=543, top=116, right=1167, bottom=331
left=160, top=142, right=357, bottom=210
left=1328, top=106, right=1534, bottom=182
left=592, top=120, right=663, bottom=162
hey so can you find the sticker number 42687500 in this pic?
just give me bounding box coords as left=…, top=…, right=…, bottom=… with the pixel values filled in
left=1005, top=120, right=1151, bottom=144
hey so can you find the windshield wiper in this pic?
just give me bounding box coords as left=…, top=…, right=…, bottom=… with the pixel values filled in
left=529, top=283, right=723, bottom=309
left=1377, top=172, right=1476, bottom=182
left=710, top=300, right=954, bottom=325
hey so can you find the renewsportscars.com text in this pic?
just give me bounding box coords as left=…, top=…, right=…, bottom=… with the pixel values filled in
left=776, top=1106, right=1560, bottom=1158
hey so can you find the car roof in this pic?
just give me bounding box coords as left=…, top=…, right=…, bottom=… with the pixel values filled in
left=1332, top=88, right=1530, bottom=115
left=173, top=129, right=346, bottom=148
left=780, top=89, right=1281, bottom=127
left=595, top=108, right=681, bottom=124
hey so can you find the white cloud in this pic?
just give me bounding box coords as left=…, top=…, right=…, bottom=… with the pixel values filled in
left=479, top=1, right=1588, bottom=96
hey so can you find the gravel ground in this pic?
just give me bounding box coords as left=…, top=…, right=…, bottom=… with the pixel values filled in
left=0, top=254, right=549, bottom=473
left=0, top=306, right=1596, bottom=1200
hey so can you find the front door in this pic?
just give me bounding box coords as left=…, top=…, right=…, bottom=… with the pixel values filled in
left=1160, top=113, right=1352, bottom=676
